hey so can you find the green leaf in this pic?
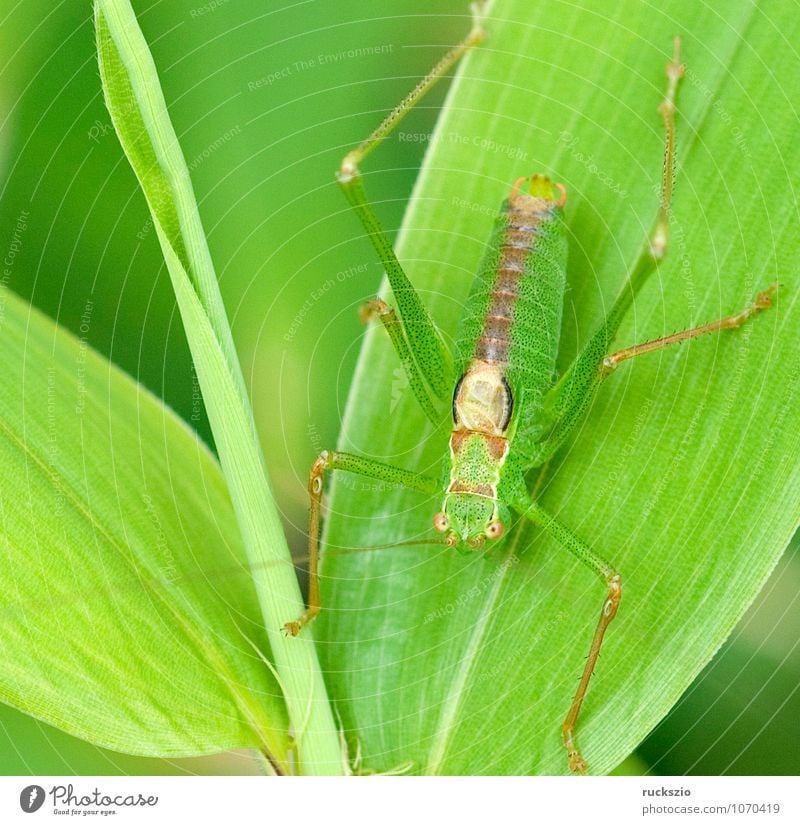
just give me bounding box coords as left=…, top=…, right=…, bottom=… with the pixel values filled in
left=320, top=0, right=800, bottom=774
left=94, top=0, right=343, bottom=773
left=0, top=287, right=288, bottom=760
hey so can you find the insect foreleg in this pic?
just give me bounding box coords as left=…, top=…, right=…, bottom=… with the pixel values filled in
left=337, top=5, right=487, bottom=400
left=283, top=451, right=440, bottom=636
left=523, top=501, right=621, bottom=776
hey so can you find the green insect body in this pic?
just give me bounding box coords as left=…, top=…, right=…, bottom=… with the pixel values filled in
left=283, top=8, right=776, bottom=774
left=438, top=175, right=568, bottom=549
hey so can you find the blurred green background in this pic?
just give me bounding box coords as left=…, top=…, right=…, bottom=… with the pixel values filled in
left=0, top=0, right=796, bottom=775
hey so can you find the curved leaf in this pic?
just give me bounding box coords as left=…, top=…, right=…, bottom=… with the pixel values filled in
left=0, top=287, right=290, bottom=760
left=320, top=0, right=800, bottom=774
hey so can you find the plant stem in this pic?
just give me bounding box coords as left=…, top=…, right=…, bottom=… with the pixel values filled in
left=95, top=0, right=343, bottom=774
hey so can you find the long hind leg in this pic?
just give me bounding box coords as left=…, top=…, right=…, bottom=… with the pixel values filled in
left=520, top=39, right=774, bottom=467
left=339, top=4, right=487, bottom=407
left=523, top=502, right=621, bottom=775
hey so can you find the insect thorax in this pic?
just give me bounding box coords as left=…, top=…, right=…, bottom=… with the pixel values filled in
left=447, top=360, right=511, bottom=500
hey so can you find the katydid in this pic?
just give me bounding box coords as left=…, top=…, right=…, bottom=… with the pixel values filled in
left=283, top=4, right=776, bottom=774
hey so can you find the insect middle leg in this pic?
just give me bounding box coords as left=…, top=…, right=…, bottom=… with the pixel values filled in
left=338, top=4, right=487, bottom=407
left=283, top=450, right=439, bottom=636
left=523, top=501, right=621, bottom=776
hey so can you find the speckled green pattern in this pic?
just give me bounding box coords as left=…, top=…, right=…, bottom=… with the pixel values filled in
left=454, top=210, right=506, bottom=374
left=449, top=433, right=503, bottom=488
left=440, top=495, right=497, bottom=545
left=454, top=202, right=568, bottom=428
left=505, top=212, right=568, bottom=419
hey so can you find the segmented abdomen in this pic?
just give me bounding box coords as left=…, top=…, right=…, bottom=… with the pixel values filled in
left=454, top=192, right=568, bottom=416
left=474, top=209, right=542, bottom=365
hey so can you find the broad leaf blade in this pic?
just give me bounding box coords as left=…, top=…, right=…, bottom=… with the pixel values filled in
left=320, top=0, right=800, bottom=774
left=0, top=287, right=289, bottom=760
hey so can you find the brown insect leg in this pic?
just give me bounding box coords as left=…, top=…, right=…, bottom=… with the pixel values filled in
left=283, top=453, right=327, bottom=637
left=602, top=284, right=777, bottom=373
left=524, top=501, right=622, bottom=774
left=562, top=574, right=622, bottom=775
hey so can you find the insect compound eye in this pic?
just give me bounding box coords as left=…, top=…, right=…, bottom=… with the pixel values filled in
left=433, top=512, right=449, bottom=533
left=485, top=521, right=505, bottom=540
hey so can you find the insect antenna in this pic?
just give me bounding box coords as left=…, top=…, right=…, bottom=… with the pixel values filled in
left=289, top=536, right=450, bottom=568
